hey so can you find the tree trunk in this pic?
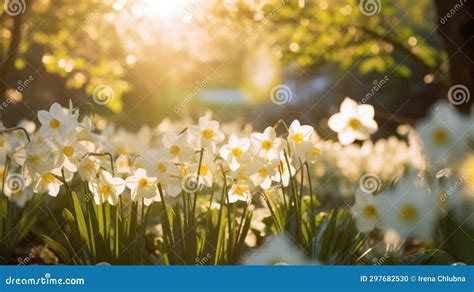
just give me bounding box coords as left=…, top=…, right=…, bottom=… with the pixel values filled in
left=434, top=0, right=474, bottom=113
left=0, top=9, right=24, bottom=104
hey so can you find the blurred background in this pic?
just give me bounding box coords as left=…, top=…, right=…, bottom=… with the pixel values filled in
left=0, top=0, right=472, bottom=139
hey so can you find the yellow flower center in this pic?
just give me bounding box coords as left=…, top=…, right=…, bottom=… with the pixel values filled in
left=362, top=204, right=378, bottom=218
left=138, top=178, right=148, bottom=188
left=158, top=163, right=167, bottom=173
left=63, top=146, right=74, bottom=157
left=43, top=173, right=56, bottom=184
left=199, top=165, right=209, bottom=176
left=292, top=132, right=304, bottom=143
left=118, top=159, right=129, bottom=168
left=348, top=118, right=362, bottom=130
left=259, top=167, right=269, bottom=177
left=170, top=145, right=180, bottom=155
left=432, top=128, right=448, bottom=145
left=0, top=139, right=4, bottom=148
left=84, top=161, right=95, bottom=171
left=202, top=128, right=214, bottom=139
left=231, top=147, right=242, bottom=157
left=399, top=204, right=417, bottom=221
left=100, top=184, right=111, bottom=194
left=310, top=147, right=321, bottom=156
left=262, top=140, right=273, bottom=151
left=49, top=118, right=60, bottom=128
left=234, top=186, right=246, bottom=197
left=29, top=154, right=40, bottom=164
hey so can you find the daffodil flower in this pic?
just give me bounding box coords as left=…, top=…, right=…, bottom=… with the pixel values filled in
left=220, top=135, right=250, bottom=171
left=38, top=103, right=78, bottom=139
left=33, top=171, right=63, bottom=197
left=88, top=170, right=126, bottom=205
left=162, top=133, right=194, bottom=162
left=188, top=116, right=225, bottom=150
left=228, top=181, right=252, bottom=203
left=287, top=120, right=314, bottom=157
left=250, top=127, right=286, bottom=160
left=125, top=168, right=158, bottom=206
left=328, top=97, right=378, bottom=145
left=351, top=191, right=382, bottom=233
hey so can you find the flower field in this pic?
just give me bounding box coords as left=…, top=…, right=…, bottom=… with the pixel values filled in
left=1, top=97, right=472, bottom=265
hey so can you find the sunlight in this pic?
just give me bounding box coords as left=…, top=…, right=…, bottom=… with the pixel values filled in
left=124, top=0, right=199, bottom=20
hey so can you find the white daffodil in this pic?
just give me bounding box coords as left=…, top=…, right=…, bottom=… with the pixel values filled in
left=50, top=135, right=88, bottom=173
left=271, top=155, right=296, bottom=187
left=287, top=120, right=314, bottom=157
left=228, top=181, right=252, bottom=203
left=38, top=103, right=78, bottom=139
left=220, top=135, right=250, bottom=171
left=187, top=154, right=216, bottom=188
left=416, top=101, right=470, bottom=166
left=125, top=168, right=158, bottom=206
left=378, top=178, right=439, bottom=240
left=250, top=127, right=286, bottom=160
left=328, top=97, right=378, bottom=145
left=242, top=235, right=310, bottom=265
left=248, top=157, right=278, bottom=190
left=88, top=170, right=126, bottom=205
left=78, top=155, right=100, bottom=181
left=115, top=154, right=131, bottom=175
left=17, top=139, right=53, bottom=176
left=33, top=171, right=63, bottom=197
left=5, top=186, right=34, bottom=208
left=162, top=133, right=194, bottom=163
left=145, top=152, right=182, bottom=198
left=351, top=191, right=382, bottom=233
left=188, top=116, right=225, bottom=149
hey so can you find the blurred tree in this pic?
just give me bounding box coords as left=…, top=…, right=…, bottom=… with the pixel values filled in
left=208, top=0, right=472, bottom=112
left=0, top=0, right=130, bottom=120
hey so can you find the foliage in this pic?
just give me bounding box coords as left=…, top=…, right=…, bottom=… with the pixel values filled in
left=41, top=191, right=149, bottom=265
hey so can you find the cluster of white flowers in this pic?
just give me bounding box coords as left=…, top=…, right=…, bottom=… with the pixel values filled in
left=350, top=100, right=473, bottom=239
left=1, top=101, right=321, bottom=208
left=1, top=97, right=472, bottom=244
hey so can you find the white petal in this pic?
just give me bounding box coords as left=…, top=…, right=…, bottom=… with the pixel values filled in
left=328, top=113, right=346, bottom=132
left=340, top=97, right=358, bottom=115
left=338, top=131, right=356, bottom=145
left=357, top=104, right=375, bottom=119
